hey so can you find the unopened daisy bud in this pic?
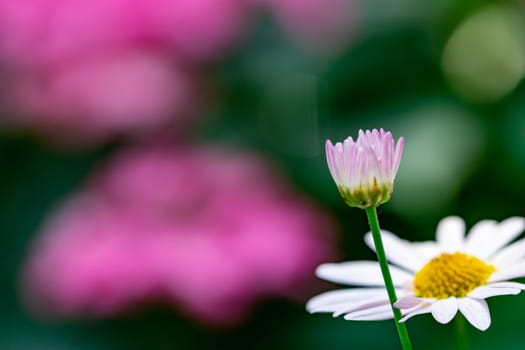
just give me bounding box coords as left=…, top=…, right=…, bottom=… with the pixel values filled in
left=325, top=129, right=404, bottom=208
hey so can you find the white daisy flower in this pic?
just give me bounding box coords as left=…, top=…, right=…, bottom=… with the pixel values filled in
left=307, top=216, right=525, bottom=331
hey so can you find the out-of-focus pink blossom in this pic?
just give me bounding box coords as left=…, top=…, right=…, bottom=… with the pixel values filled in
left=0, top=0, right=249, bottom=65
left=4, top=52, right=195, bottom=145
left=255, top=0, right=357, bottom=54
left=21, top=144, right=337, bottom=325
left=0, top=0, right=249, bottom=144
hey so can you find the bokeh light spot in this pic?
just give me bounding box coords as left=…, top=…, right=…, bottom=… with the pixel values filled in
left=442, top=5, right=525, bottom=102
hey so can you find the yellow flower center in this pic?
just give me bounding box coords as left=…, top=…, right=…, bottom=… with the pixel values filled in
left=413, top=252, right=496, bottom=299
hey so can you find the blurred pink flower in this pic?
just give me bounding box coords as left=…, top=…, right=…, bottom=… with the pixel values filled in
left=0, top=0, right=249, bottom=65
left=4, top=52, right=196, bottom=145
left=255, top=0, right=357, bottom=54
left=0, top=0, right=249, bottom=144
left=21, top=144, right=337, bottom=325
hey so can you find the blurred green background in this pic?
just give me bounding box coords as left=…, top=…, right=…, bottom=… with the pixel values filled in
left=3, top=0, right=525, bottom=349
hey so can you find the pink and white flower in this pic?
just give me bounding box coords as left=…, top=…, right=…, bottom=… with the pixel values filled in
left=325, top=129, right=404, bottom=208
left=307, top=216, right=525, bottom=331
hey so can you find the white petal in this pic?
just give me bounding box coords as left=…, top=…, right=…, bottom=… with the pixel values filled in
left=399, top=303, right=434, bottom=322
left=395, top=295, right=426, bottom=309
left=489, top=261, right=525, bottom=282
left=485, top=281, right=525, bottom=289
left=464, top=220, right=498, bottom=258
left=489, top=237, right=525, bottom=268
left=458, top=298, right=491, bottom=331
left=316, top=261, right=413, bottom=287
left=364, top=230, right=426, bottom=272
left=306, top=288, right=389, bottom=313
left=464, top=218, right=525, bottom=259
left=468, top=284, right=522, bottom=299
left=343, top=303, right=394, bottom=321
left=410, top=241, right=441, bottom=262
left=332, top=300, right=390, bottom=318
left=484, top=217, right=525, bottom=258
left=436, top=216, right=465, bottom=253
left=431, top=298, right=458, bottom=324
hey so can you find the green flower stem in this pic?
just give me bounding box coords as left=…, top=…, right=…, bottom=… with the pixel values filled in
left=365, top=207, right=413, bottom=350
left=455, top=314, right=469, bottom=350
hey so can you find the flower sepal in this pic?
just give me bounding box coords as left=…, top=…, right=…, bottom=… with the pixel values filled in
left=337, top=180, right=394, bottom=208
